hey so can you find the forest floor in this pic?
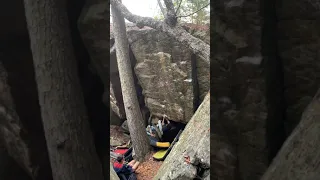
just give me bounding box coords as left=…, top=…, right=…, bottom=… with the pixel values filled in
left=135, top=153, right=163, bottom=180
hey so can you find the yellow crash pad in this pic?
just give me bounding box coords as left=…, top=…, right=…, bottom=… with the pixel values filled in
left=153, top=149, right=168, bottom=160
left=156, top=142, right=170, bottom=148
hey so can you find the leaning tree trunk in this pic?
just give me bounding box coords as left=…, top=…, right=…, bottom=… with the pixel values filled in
left=111, top=3, right=151, bottom=161
left=23, top=0, right=104, bottom=180
left=261, top=88, right=320, bottom=180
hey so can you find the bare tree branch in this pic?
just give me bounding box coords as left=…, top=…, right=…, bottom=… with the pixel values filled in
left=157, top=0, right=166, bottom=17
left=178, top=2, right=210, bottom=18
left=110, top=0, right=209, bottom=64
left=110, top=0, right=163, bottom=29
left=175, top=0, right=183, bottom=15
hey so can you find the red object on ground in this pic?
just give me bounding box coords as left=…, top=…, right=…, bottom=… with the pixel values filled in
left=114, top=148, right=128, bottom=155
left=113, top=161, right=123, bottom=169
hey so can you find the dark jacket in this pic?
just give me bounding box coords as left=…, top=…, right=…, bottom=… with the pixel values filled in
left=113, top=161, right=134, bottom=175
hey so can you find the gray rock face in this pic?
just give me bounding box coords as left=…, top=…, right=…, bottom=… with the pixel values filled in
left=110, top=125, right=130, bottom=146
left=212, top=0, right=268, bottom=179
left=277, top=0, right=320, bottom=133
left=211, top=101, right=238, bottom=180
left=78, top=0, right=109, bottom=85
left=80, top=1, right=210, bottom=123
left=128, top=27, right=209, bottom=123
left=154, top=93, right=210, bottom=180
left=130, top=35, right=194, bottom=122
left=211, top=0, right=320, bottom=179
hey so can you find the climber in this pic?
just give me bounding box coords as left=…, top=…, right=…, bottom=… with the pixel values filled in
left=147, top=115, right=172, bottom=140
left=158, top=115, right=172, bottom=134
left=113, top=155, right=139, bottom=180
left=146, top=125, right=160, bottom=141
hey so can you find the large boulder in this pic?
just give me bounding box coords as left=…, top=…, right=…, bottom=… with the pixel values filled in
left=154, top=93, right=210, bottom=180
left=211, top=0, right=320, bottom=179
left=128, top=27, right=209, bottom=123
left=132, top=49, right=194, bottom=123
left=110, top=125, right=130, bottom=146
left=78, top=0, right=109, bottom=85
left=79, top=1, right=209, bottom=123
left=212, top=0, right=268, bottom=179
left=211, top=99, right=238, bottom=180
left=277, top=0, right=320, bottom=134
left=128, top=28, right=209, bottom=122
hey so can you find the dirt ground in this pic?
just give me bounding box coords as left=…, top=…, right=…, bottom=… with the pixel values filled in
left=135, top=153, right=163, bottom=180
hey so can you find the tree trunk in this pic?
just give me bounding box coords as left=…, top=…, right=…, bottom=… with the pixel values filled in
left=23, top=0, right=104, bottom=180
left=261, top=88, right=320, bottom=180
left=111, top=3, right=151, bottom=161
left=157, top=0, right=166, bottom=17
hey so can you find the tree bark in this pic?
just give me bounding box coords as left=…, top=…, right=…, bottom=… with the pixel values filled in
left=111, top=2, right=151, bottom=161
left=23, top=0, right=104, bottom=179
left=110, top=0, right=209, bottom=64
left=157, top=0, right=166, bottom=17
left=261, top=88, right=320, bottom=180
left=163, top=0, right=177, bottom=26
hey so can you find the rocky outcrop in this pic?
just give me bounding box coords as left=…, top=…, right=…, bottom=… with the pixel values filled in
left=154, top=92, right=210, bottom=180
left=128, top=28, right=209, bottom=122
left=277, top=0, right=320, bottom=134
left=78, top=0, right=109, bottom=85
left=129, top=30, right=194, bottom=122
left=126, top=28, right=209, bottom=122
left=80, top=0, right=210, bottom=123
left=110, top=125, right=130, bottom=146
left=260, top=88, right=320, bottom=179
left=212, top=0, right=320, bottom=179
left=212, top=1, right=268, bottom=179
left=211, top=100, right=238, bottom=180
